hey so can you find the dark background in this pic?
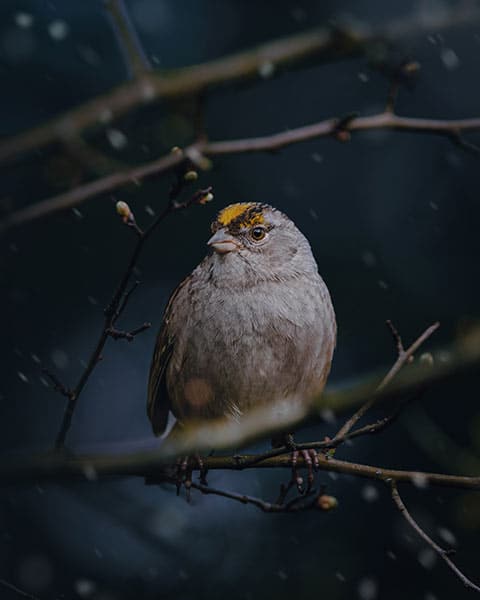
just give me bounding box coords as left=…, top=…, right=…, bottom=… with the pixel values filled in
left=1, top=0, right=480, bottom=599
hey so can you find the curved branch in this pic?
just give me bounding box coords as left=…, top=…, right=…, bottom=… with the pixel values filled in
left=3, top=113, right=480, bottom=231
left=334, top=321, right=439, bottom=439
left=390, top=481, right=480, bottom=593
left=0, top=3, right=479, bottom=165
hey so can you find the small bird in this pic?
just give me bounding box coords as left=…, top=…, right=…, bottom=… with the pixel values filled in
left=147, top=203, right=336, bottom=475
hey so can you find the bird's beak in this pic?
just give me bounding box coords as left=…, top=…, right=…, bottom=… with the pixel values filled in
left=207, top=229, right=240, bottom=254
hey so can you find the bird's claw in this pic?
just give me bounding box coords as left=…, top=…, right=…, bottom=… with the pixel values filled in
left=291, top=448, right=318, bottom=494
left=175, top=454, right=208, bottom=501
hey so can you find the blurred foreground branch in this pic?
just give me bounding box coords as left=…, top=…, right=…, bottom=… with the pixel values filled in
left=2, top=319, right=480, bottom=485
left=3, top=298, right=480, bottom=593
left=1, top=2, right=479, bottom=166
left=3, top=3, right=480, bottom=592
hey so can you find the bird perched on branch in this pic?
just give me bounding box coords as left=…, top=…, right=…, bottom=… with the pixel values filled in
left=148, top=202, right=336, bottom=486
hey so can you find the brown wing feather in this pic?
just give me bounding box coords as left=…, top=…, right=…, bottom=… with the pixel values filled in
left=147, top=278, right=189, bottom=436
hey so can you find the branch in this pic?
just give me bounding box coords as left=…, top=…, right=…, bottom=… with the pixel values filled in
left=0, top=578, right=40, bottom=600
left=52, top=187, right=212, bottom=449
left=4, top=112, right=480, bottom=230
left=184, top=480, right=322, bottom=513
left=334, top=320, right=440, bottom=439
left=390, top=481, right=480, bottom=593
left=0, top=3, right=479, bottom=165
left=25, top=315, right=480, bottom=457
left=1, top=450, right=479, bottom=491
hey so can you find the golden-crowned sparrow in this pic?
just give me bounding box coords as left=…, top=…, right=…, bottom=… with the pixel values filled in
left=147, top=202, right=336, bottom=438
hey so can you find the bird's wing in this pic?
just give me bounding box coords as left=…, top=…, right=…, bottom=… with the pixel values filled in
left=147, top=279, right=188, bottom=436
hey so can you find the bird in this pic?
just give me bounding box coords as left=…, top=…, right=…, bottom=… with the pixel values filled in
left=147, top=202, right=336, bottom=487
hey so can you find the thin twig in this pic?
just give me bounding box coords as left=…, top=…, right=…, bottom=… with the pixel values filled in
left=3, top=111, right=480, bottom=230
left=107, top=322, right=151, bottom=341
left=450, top=131, right=480, bottom=155
left=53, top=187, right=212, bottom=449
left=41, top=368, right=73, bottom=399
left=0, top=578, right=41, bottom=600
left=183, top=480, right=320, bottom=513
left=114, top=280, right=140, bottom=323
left=379, top=321, right=439, bottom=391
left=390, top=481, right=480, bottom=593
left=239, top=322, right=432, bottom=469
left=334, top=321, right=439, bottom=440
left=238, top=395, right=423, bottom=469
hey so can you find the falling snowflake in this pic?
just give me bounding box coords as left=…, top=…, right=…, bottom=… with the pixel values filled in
left=48, top=20, right=69, bottom=41
left=358, top=576, right=378, bottom=600
left=441, top=48, right=460, bottom=70
left=15, top=12, right=33, bottom=28
left=362, top=484, right=379, bottom=502
left=106, top=128, right=128, bottom=149
left=17, top=371, right=29, bottom=383
left=259, top=61, right=275, bottom=79
left=418, top=548, right=436, bottom=569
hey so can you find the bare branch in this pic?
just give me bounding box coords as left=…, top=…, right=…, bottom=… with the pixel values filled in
left=1, top=451, right=480, bottom=491
left=106, top=322, right=151, bottom=341
left=0, top=4, right=479, bottom=165
left=238, top=398, right=422, bottom=470
left=0, top=578, right=41, bottom=600
left=4, top=112, right=480, bottom=231
left=41, top=368, right=73, bottom=400
left=183, top=480, right=322, bottom=513
left=39, top=314, right=479, bottom=456
left=334, top=321, right=439, bottom=439
left=114, top=279, right=140, bottom=323
left=390, top=481, right=480, bottom=593
left=54, top=186, right=212, bottom=449
left=378, top=321, right=440, bottom=391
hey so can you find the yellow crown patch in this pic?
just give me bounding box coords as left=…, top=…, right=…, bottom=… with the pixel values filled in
left=214, top=203, right=266, bottom=233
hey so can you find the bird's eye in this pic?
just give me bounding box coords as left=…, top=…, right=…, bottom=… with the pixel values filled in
left=250, top=226, right=266, bottom=241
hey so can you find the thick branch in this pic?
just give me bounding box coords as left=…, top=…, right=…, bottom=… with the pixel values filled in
left=1, top=451, right=479, bottom=491
left=3, top=113, right=480, bottom=230
left=0, top=4, right=479, bottom=165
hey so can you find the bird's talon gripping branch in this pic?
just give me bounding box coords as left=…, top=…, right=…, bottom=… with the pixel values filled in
left=290, top=450, right=304, bottom=494
left=175, top=456, right=188, bottom=496
left=197, top=455, right=208, bottom=486
left=288, top=448, right=320, bottom=494
left=175, top=454, right=208, bottom=499
left=302, top=449, right=319, bottom=492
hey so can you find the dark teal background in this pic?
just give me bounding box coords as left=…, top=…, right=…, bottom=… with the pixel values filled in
left=1, top=1, right=480, bottom=599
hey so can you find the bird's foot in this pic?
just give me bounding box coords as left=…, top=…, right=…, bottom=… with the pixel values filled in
left=291, top=448, right=319, bottom=494
left=175, top=454, right=208, bottom=501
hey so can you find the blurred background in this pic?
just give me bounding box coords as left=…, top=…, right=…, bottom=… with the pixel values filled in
left=1, top=0, right=480, bottom=598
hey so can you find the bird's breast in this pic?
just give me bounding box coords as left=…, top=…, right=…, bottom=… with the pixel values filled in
left=168, top=275, right=335, bottom=420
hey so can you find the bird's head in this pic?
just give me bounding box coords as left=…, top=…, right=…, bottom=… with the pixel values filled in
left=207, top=203, right=317, bottom=284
